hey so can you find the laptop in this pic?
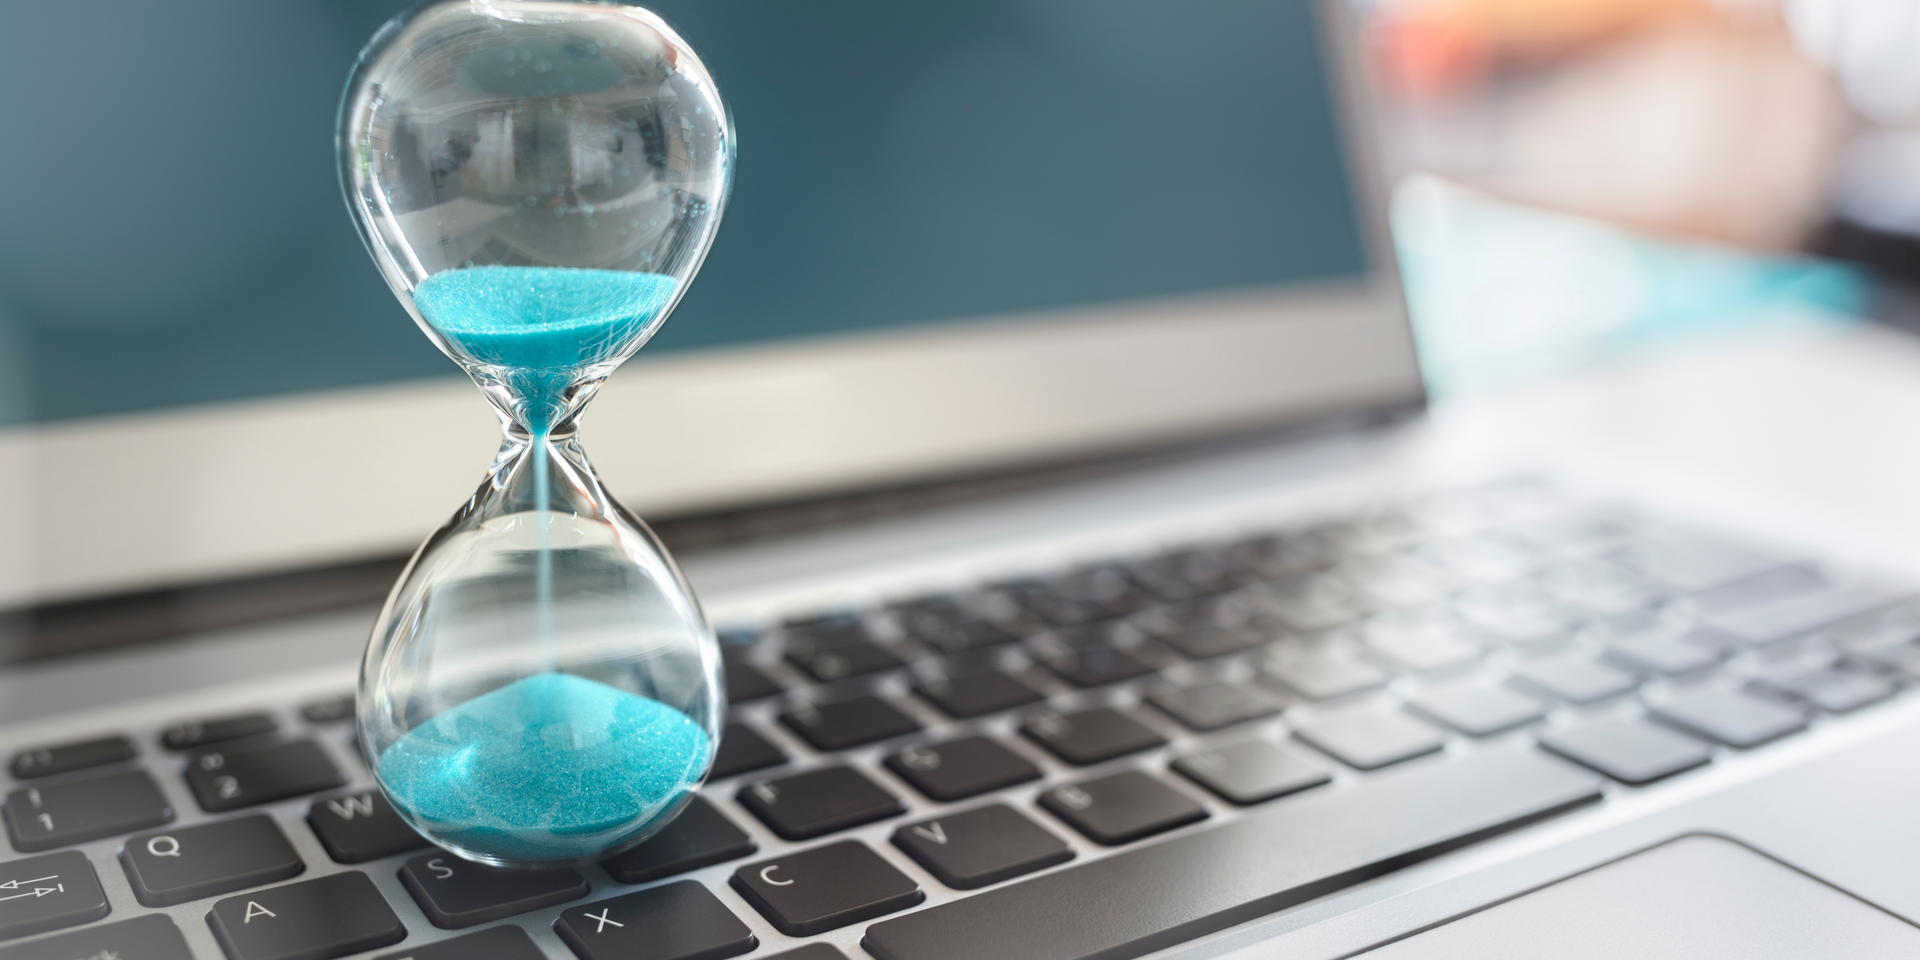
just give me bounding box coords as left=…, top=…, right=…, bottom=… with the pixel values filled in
left=6, top=1, right=1920, bottom=958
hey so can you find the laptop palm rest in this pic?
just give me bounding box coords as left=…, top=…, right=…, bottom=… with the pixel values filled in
left=1358, top=835, right=1920, bottom=959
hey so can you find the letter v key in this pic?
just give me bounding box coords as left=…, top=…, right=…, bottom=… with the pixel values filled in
left=912, top=822, right=947, bottom=845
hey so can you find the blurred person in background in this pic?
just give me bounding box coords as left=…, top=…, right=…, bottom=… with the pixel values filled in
left=1365, top=0, right=1920, bottom=280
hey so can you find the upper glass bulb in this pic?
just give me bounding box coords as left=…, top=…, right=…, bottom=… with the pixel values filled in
left=339, top=0, right=733, bottom=867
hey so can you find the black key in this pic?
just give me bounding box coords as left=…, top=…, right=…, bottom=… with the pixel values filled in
left=1020, top=708, right=1166, bottom=766
left=306, top=791, right=429, bottom=863
left=399, top=852, right=587, bottom=929
left=601, top=796, right=756, bottom=883
left=1649, top=690, right=1807, bottom=748
left=1538, top=717, right=1713, bottom=784
left=1152, top=620, right=1274, bottom=660
left=1172, top=740, right=1331, bottom=805
left=161, top=712, right=277, bottom=751
left=763, top=947, right=852, bottom=960
left=784, top=614, right=872, bottom=647
left=1259, top=651, right=1387, bottom=701
left=1227, top=530, right=1333, bottom=579
left=892, top=804, right=1074, bottom=890
left=1147, top=682, right=1280, bottom=731
left=1131, top=549, right=1241, bottom=602
left=862, top=749, right=1601, bottom=960
left=737, top=766, right=904, bottom=841
left=710, top=722, right=787, bottom=779
left=725, top=660, right=783, bottom=703
left=122, top=815, right=304, bottom=907
left=3, top=769, right=173, bottom=852
left=787, top=640, right=904, bottom=683
left=731, top=841, right=924, bottom=936
left=885, top=737, right=1041, bottom=802
left=186, top=740, right=344, bottom=812
left=8, top=736, right=134, bottom=780
left=913, top=670, right=1044, bottom=718
left=1405, top=682, right=1548, bottom=737
left=1509, top=655, right=1638, bottom=704
left=895, top=598, right=1020, bottom=655
left=0, top=915, right=191, bottom=960
left=0, top=851, right=108, bottom=941
left=556, top=881, right=756, bottom=960
left=299, top=695, right=355, bottom=724
left=1038, top=770, right=1207, bottom=845
left=373, top=925, right=544, bottom=960
left=779, top=697, right=922, bottom=751
left=1042, top=643, right=1156, bottom=688
left=1294, top=712, right=1445, bottom=770
left=207, top=871, right=405, bottom=960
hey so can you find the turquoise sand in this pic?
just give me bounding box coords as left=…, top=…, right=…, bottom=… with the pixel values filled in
left=412, top=266, right=677, bottom=432
left=378, top=673, right=711, bottom=862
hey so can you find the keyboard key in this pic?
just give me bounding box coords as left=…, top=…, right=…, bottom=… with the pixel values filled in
left=3, top=769, right=173, bottom=852
left=1360, top=613, right=1484, bottom=673
left=373, top=925, right=544, bottom=960
left=763, top=947, right=852, bottom=960
left=862, top=750, right=1601, bottom=960
left=207, top=871, right=405, bottom=960
left=1020, top=707, right=1166, bottom=765
left=399, top=852, right=587, bottom=928
left=1405, top=681, right=1547, bottom=737
left=1146, top=682, right=1280, bottom=731
left=1294, top=711, right=1445, bottom=770
left=161, top=712, right=277, bottom=751
left=885, top=737, right=1041, bottom=802
left=556, top=881, right=756, bottom=960
left=894, top=596, right=1023, bottom=654
left=1039, top=770, right=1207, bottom=845
left=1041, top=643, right=1156, bottom=688
left=1538, top=717, right=1713, bottom=784
left=8, top=736, right=134, bottom=780
left=601, top=796, right=756, bottom=884
left=737, top=766, right=904, bottom=841
left=1246, top=572, right=1368, bottom=632
left=1172, top=740, right=1331, bottom=805
left=783, top=614, right=873, bottom=648
left=1617, top=530, right=1791, bottom=593
left=787, top=639, right=904, bottom=683
left=1649, top=690, right=1807, bottom=748
left=725, top=660, right=784, bottom=703
left=0, top=915, right=191, bottom=960
left=1602, top=633, right=1723, bottom=676
left=185, top=740, right=344, bottom=812
left=1851, top=641, right=1920, bottom=678
left=732, top=841, right=924, bottom=936
left=1259, top=650, right=1387, bottom=700
left=1151, top=619, right=1274, bottom=660
left=1510, top=654, right=1638, bottom=704
left=1703, top=583, right=1906, bottom=647
left=891, top=804, right=1074, bottom=889
left=1452, top=584, right=1578, bottom=646
left=0, top=851, right=108, bottom=941
left=710, top=723, right=787, bottom=779
left=780, top=697, right=922, bottom=751
left=1770, top=669, right=1896, bottom=713
left=306, top=791, right=430, bottom=863
left=299, top=695, right=355, bottom=724
left=1132, top=548, right=1240, bottom=602
left=123, top=815, right=303, bottom=907
left=913, top=670, right=1044, bottom=718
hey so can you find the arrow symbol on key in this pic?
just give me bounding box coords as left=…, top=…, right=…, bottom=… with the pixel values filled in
left=0, top=876, right=57, bottom=889
left=912, top=822, right=948, bottom=845
left=0, top=886, right=61, bottom=902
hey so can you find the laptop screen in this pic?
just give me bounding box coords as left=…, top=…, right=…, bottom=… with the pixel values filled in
left=0, top=0, right=1415, bottom=609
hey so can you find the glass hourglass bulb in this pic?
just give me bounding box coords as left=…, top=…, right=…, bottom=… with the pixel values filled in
left=338, top=0, right=733, bottom=866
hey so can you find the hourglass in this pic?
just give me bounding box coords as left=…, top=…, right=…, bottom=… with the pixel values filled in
left=339, top=0, right=733, bottom=865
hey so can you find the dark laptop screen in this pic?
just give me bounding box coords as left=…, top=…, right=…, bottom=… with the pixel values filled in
left=0, top=0, right=1364, bottom=427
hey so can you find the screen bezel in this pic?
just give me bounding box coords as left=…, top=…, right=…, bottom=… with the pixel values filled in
left=0, top=0, right=1421, bottom=609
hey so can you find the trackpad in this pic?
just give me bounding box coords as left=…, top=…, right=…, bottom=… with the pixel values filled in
left=1361, top=835, right=1920, bottom=959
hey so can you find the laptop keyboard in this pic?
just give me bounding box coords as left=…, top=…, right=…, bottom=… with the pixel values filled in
left=6, top=478, right=1920, bottom=959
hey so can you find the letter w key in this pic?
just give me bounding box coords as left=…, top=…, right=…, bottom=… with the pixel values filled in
left=306, top=792, right=428, bottom=864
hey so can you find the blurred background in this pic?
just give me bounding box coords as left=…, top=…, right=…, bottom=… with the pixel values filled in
left=1361, top=0, right=1920, bottom=392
